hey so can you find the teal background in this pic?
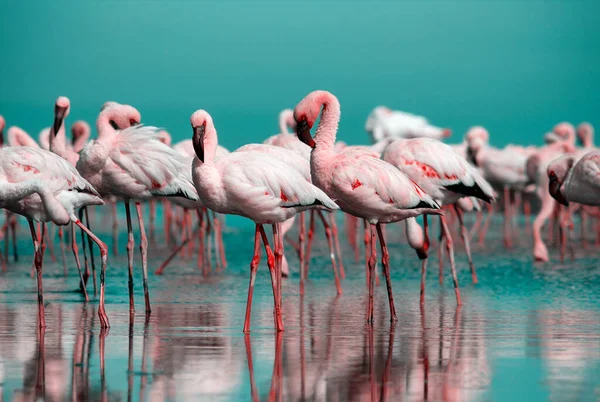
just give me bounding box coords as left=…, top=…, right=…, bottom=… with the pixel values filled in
left=1, top=0, right=599, bottom=150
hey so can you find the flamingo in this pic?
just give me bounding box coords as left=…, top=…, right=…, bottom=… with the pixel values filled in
left=365, top=106, right=451, bottom=143
left=189, top=109, right=338, bottom=333
left=71, top=121, right=91, bottom=153
left=382, top=137, right=495, bottom=304
left=548, top=151, right=600, bottom=206
left=76, top=103, right=198, bottom=316
left=0, top=146, right=108, bottom=328
left=577, top=122, right=594, bottom=148
left=293, top=90, right=441, bottom=324
left=234, top=142, right=343, bottom=294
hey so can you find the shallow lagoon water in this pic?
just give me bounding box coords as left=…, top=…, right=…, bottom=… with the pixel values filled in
left=0, top=215, right=599, bottom=401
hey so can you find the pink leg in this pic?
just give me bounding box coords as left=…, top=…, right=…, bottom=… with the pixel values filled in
left=29, top=221, right=46, bottom=328
left=197, top=209, right=206, bottom=271
left=363, top=219, right=371, bottom=289
left=304, top=210, right=315, bottom=280
left=44, top=224, right=56, bottom=263
left=329, top=212, right=345, bottom=279
left=317, top=211, right=343, bottom=295
left=163, top=200, right=172, bottom=246
left=214, top=213, right=227, bottom=270
left=77, top=210, right=90, bottom=286
left=469, top=209, right=483, bottom=240
left=299, top=211, right=306, bottom=295
left=440, top=215, right=462, bottom=306
left=533, top=191, right=556, bottom=262
left=345, top=214, right=359, bottom=262
left=187, top=210, right=194, bottom=260
left=524, top=198, right=532, bottom=234
left=111, top=201, right=119, bottom=257
left=243, top=226, right=261, bottom=333
left=58, top=226, right=67, bottom=276
left=273, top=223, right=284, bottom=325
left=454, top=204, right=478, bottom=284
left=366, top=224, right=377, bottom=325
left=154, top=225, right=200, bottom=275
left=204, top=208, right=213, bottom=275
left=84, top=207, right=98, bottom=297
left=135, top=202, right=152, bottom=315
left=376, top=223, right=397, bottom=322
left=420, top=215, right=430, bottom=306
left=478, top=202, right=493, bottom=246
left=259, top=226, right=284, bottom=332
left=75, top=220, right=110, bottom=328
left=125, top=202, right=135, bottom=315
left=70, top=223, right=89, bottom=302
left=210, top=211, right=221, bottom=271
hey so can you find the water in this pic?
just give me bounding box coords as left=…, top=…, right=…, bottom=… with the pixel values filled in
left=1, top=215, right=600, bottom=401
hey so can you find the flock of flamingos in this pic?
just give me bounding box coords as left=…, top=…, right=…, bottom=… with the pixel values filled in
left=0, top=90, right=598, bottom=333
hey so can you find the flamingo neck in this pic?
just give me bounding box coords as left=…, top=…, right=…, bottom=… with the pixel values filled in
left=314, top=94, right=340, bottom=151
left=49, top=121, right=69, bottom=159
left=202, top=121, right=219, bottom=165
left=96, top=113, right=117, bottom=142
left=279, top=112, right=290, bottom=135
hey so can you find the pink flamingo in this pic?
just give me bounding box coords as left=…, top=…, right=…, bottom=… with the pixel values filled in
left=549, top=151, right=600, bottom=206
left=0, top=146, right=108, bottom=328
left=382, top=137, right=495, bottom=304
left=71, top=121, right=91, bottom=153
left=577, top=123, right=594, bottom=148
left=235, top=142, right=343, bottom=294
left=7, top=126, right=41, bottom=148
left=294, top=90, right=441, bottom=324
left=76, top=103, right=198, bottom=316
left=190, top=109, right=338, bottom=333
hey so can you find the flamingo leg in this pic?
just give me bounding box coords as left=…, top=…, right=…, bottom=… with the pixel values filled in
left=259, top=225, right=283, bottom=332
left=524, top=198, right=532, bottom=234
left=29, top=220, right=46, bottom=328
left=346, top=214, right=360, bottom=263
left=75, top=219, right=109, bottom=328
left=243, top=225, right=262, bottom=333
left=125, top=202, right=135, bottom=315
left=3, top=211, right=9, bottom=264
left=330, top=211, right=345, bottom=279
left=533, top=191, right=556, bottom=262
left=78, top=209, right=91, bottom=286
left=44, top=223, right=56, bottom=263
left=469, top=208, right=483, bottom=241
left=70, top=222, right=89, bottom=302
left=211, top=211, right=220, bottom=270
left=304, top=210, right=315, bottom=280
left=299, top=211, right=306, bottom=295
left=419, top=215, right=430, bottom=306
left=366, top=224, right=377, bottom=325
left=376, top=223, right=397, bottom=322
left=10, top=213, right=18, bottom=262
left=363, top=219, right=371, bottom=289
left=197, top=209, right=206, bottom=271
left=273, top=223, right=283, bottom=321
left=438, top=221, right=445, bottom=285
left=454, top=204, right=478, bottom=284
left=135, top=201, right=152, bottom=315
left=244, top=335, right=260, bottom=402
left=58, top=226, right=67, bottom=276
left=155, top=225, right=200, bottom=275
left=204, top=208, right=213, bottom=275
left=84, top=207, right=98, bottom=296
left=111, top=201, right=119, bottom=257
left=440, top=215, right=462, bottom=305
left=317, top=210, right=343, bottom=295
left=214, top=212, right=227, bottom=270
left=478, top=202, right=493, bottom=246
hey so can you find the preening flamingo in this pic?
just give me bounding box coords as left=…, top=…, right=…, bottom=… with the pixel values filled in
left=190, top=109, right=338, bottom=332
left=294, top=90, right=441, bottom=324
left=548, top=150, right=600, bottom=206
left=76, top=103, right=198, bottom=316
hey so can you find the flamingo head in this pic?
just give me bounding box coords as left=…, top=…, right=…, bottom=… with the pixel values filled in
left=190, top=110, right=213, bottom=163
left=157, top=130, right=172, bottom=146
left=101, top=101, right=120, bottom=111
left=53, top=96, right=71, bottom=136
left=104, top=104, right=141, bottom=130
left=0, top=115, right=5, bottom=147
left=71, top=121, right=90, bottom=147
left=552, top=122, right=576, bottom=144
left=279, top=109, right=296, bottom=133
left=465, top=126, right=489, bottom=164
left=293, top=91, right=333, bottom=149
left=577, top=122, right=594, bottom=146
left=547, top=155, right=574, bottom=206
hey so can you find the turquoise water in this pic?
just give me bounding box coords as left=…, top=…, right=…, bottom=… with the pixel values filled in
left=1, top=212, right=599, bottom=401
left=1, top=1, right=599, bottom=148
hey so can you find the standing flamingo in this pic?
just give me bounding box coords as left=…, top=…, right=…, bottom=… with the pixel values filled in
left=0, top=146, right=108, bottom=328
left=294, top=90, right=441, bottom=323
left=190, top=109, right=338, bottom=333
left=76, top=103, right=198, bottom=316
left=382, top=137, right=495, bottom=303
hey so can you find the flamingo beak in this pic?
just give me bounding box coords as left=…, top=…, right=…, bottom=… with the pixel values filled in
left=192, top=123, right=206, bottom=162
left=466, top=146, right=478, bottom=166
left=296, top=119, right=316, bottom=149
left=548, top=176, right=568, bottom=206
left=53, top=105, right=68, bottom=136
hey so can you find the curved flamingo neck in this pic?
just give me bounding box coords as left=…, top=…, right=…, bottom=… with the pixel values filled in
left=96, top=112, right=118, bottom=141
left=49, top=121, right=69, bottom=159
left=202, top=120, right=219, bottom=165
left=279, top=111, right=291, bottom=135
left=314, top=93, right=340, bottom=151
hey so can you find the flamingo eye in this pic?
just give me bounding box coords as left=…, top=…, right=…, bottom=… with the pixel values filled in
left=129, top=118, right=138, bottom=126
left=549, top=170, right=556, bottom=178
